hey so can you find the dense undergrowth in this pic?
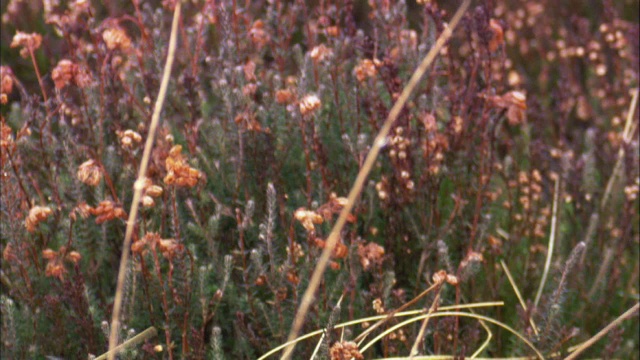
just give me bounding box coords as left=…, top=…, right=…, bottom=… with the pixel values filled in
left=1, top=0, right=639, bottom=359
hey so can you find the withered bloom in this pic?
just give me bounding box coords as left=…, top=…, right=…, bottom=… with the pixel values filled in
left=11, top=31, right=42, bottom=58
left=102, top=27, right=132, bottom=51
left=275, top=89, right=295, bottom=105
left=1, top=66, right=14, bottom=104
left=88, top=200, right=127, bottom=224
left=299, top=94, right=321, bottom=116
left=294, top=208, right=323, bottom=232
left=357, top=242, right=385, bottom=271
left=248, top=20, right=270, bottom=49
left=354, top=58, right=381, bottom=83
left=329, top=341, right=364, bottom=360
left=163, top=145, right=205, bottom=188
left=25, top=206, right=53, bottom=233
left=77, top=159, right=102, bottom=186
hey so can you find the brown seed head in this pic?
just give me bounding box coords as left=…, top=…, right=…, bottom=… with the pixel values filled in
left=26, top=206, right=53, bottom=233
left=11, top=32, right=42, bottom=58
left=102, top=27, right=132, bottom=51
left=77, top=159, right=102, bottom=186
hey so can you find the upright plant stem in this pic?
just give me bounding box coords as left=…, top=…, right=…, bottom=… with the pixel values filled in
left=107, top=3, right=182, bottom=358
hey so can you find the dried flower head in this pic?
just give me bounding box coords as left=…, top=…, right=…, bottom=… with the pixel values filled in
left=88, top=200, right=127, bottom=224
left=488, top=19, right=504, bottom=52
left=294, top=208, right=323, bottom=232
left=66, top=251, right=82, bottom=264
left=243, top=60, right=256, bottom=82
left=11, top=31, right=42, bottom=58
left=102, top=27, right=132, bottom=51
left=354, top=58, right=381, bottom=83
left=357, top=241, right=385, bottom=271
left=309, top=44, right=333, bottom=62
left=329, top=341, right=364, bottom=360
left=313, top=237, right=349, bottom=258
left=164, top=145, right=205, bottom=187
left=77, top=159, right=102, bottom=186
left=0, top=66, right=14, bottom=104
left=117, top=129, right=142, bottom=148
left=25, top=206, right=53, bottom=233
left=432, top=269, right=448, bottom=285
left=487, top=91, right=527, bottom=125
left=1, top=118, right=15, bottom=167
left=3, top=243, right=18, bottom=263
left=275, top=89, right=295, bottom=105
left=299, top=94, right=321, bottom=116
left=51, top=59, right=76, bottom=89
left=248, top=20, right=270, bottom=49
left=158, top=238, right=181, bottom=259
left=372, top=298, right=385, bottom=314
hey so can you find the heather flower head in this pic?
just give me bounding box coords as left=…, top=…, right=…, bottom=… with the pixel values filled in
left=353, top=58, right=382, bottom=83
left=309, top=44, right=333, bottom=63
left=299, top=94, right=321, bottom=116
left=0, top=118, right=15, bottom=167
left=0, top=66, right=14, bottom=104
left=116, top=129, right=143, bottom=149
left=248, top=20, right=270, bottom=49
left=139, top=178, right=163, bottom=208
left=10, top=31, right=42, bottom=58
left=163, top=145, right=205, bottom=188
left=88, top=200, right=126, bottom=224
left=329, top=341, right=364, bottom=360
left=294, top=208, right=323, bottom=232
left=25, top=206, right=53, bottom=233
left=77, top=159, right=102, bottom=186
left=357, top=241, right=385, bottom=271
left=102, top=26, right=132, bottom=51
left=51, top=59, right=92, bottom=89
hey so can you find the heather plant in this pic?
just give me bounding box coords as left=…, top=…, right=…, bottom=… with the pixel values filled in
left=0, top=0, right=638, bottom=359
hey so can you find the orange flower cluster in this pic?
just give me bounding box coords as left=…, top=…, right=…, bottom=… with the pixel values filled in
left=313, top=237, right=348, bottom=259
left=357, top=241, right=385, bottom=271
left=248, top=20, right=270, bottom=49
left=488, top=19, right=504, bottom=52
left=353, top=58, right=381, bottom=83
left=102, top=26, right=132, bottom=51
left=329, top=341, right=364, bottom=360
left=275, top=89, right=296, bottom=105
left=486, top=91, right=527, bottom=125
left=235, top=111, right=269, bottom=133
left=139, top=178, right=163, bottom=208
left=309, top=44, right=333, bottom=63
left=42, top=246, right=81, bottom=280
left=163, top=145, right=205, bottom=187
left=10, top=31, right=42, bottom=58
left=431, top=269, right=459, bottom=286
left=0, top=117, right=15, bottom=167
left=294, top=194, right=355, bottom=233
left=87, top=200, right=127, bottom=224
left=1, top=66, right=14, bottom=104
left=299, top=94, right=321, bottom=116
left=294, top=208, right=323, bottom=232
left=51, top=59, right=92, bottom=89
left=131, top=232, right=181, bottom=259
left=25, top=205, right=53, bottom=233
left=116, top=129, right=143, bottom=149
left=77, top=159, right=102, bottom=186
